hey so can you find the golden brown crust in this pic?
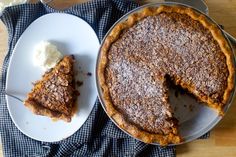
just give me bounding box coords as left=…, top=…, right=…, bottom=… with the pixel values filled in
left=98, top=5, right=234, bottom=145
left=24, top=100, right=71, bottom=122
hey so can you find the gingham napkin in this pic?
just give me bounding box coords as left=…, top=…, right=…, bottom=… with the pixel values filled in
left=0, top=0, right=209, bottom=156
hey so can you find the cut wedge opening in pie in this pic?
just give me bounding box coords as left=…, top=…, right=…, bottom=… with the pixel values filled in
left=24, top=55, right=77, bottom=122
left=98, top=5, right=235, bottom=145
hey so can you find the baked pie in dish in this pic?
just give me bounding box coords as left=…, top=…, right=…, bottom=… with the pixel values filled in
left=98, top=5, right=235, bottom=145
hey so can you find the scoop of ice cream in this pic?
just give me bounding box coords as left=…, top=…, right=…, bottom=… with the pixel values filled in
left=33, top=41, right=63, bottom=71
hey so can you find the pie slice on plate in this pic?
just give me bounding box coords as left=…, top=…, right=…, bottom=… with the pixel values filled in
left=24, top=55, right=77, bottom=122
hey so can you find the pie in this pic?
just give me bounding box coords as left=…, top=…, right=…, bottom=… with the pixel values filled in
left=98, top=5, right=235, bottom=145
left=24, top=55, right=77, bottom=122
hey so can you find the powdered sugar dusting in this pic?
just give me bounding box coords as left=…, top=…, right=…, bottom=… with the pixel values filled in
left=105, top=12, right=229, bottom=133
left=110, top=60, right=164, bottom=98
left=106, top=59, right=174, bottom=134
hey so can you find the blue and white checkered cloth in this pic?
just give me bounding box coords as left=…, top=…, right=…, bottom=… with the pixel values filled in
left=0, top=0, right=209, bottom=156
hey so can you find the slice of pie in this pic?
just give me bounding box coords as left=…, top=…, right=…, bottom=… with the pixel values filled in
left=24, top=55, right=77, bottom=122
left=98, top=5, right=235, bottom=145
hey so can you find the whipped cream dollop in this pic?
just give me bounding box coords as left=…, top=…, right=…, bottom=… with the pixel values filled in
left=33, top=41, right=63, bottom=71
left=0, top=0, right=27, bottom=13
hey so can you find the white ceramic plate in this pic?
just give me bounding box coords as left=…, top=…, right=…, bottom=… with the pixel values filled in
left=5, top=13, right=100, bottom=142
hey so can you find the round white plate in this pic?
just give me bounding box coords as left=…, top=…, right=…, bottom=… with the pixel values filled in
left=6, top=13, right=100, bottom=142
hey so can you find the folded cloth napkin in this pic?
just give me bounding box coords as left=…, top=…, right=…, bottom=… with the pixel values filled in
left=0, top=0, right=209, bottom=156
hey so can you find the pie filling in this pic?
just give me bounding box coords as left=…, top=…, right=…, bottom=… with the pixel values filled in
left=106, top=60, right=178, bottom=135
left=99, top=6, right=234, bottom=145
